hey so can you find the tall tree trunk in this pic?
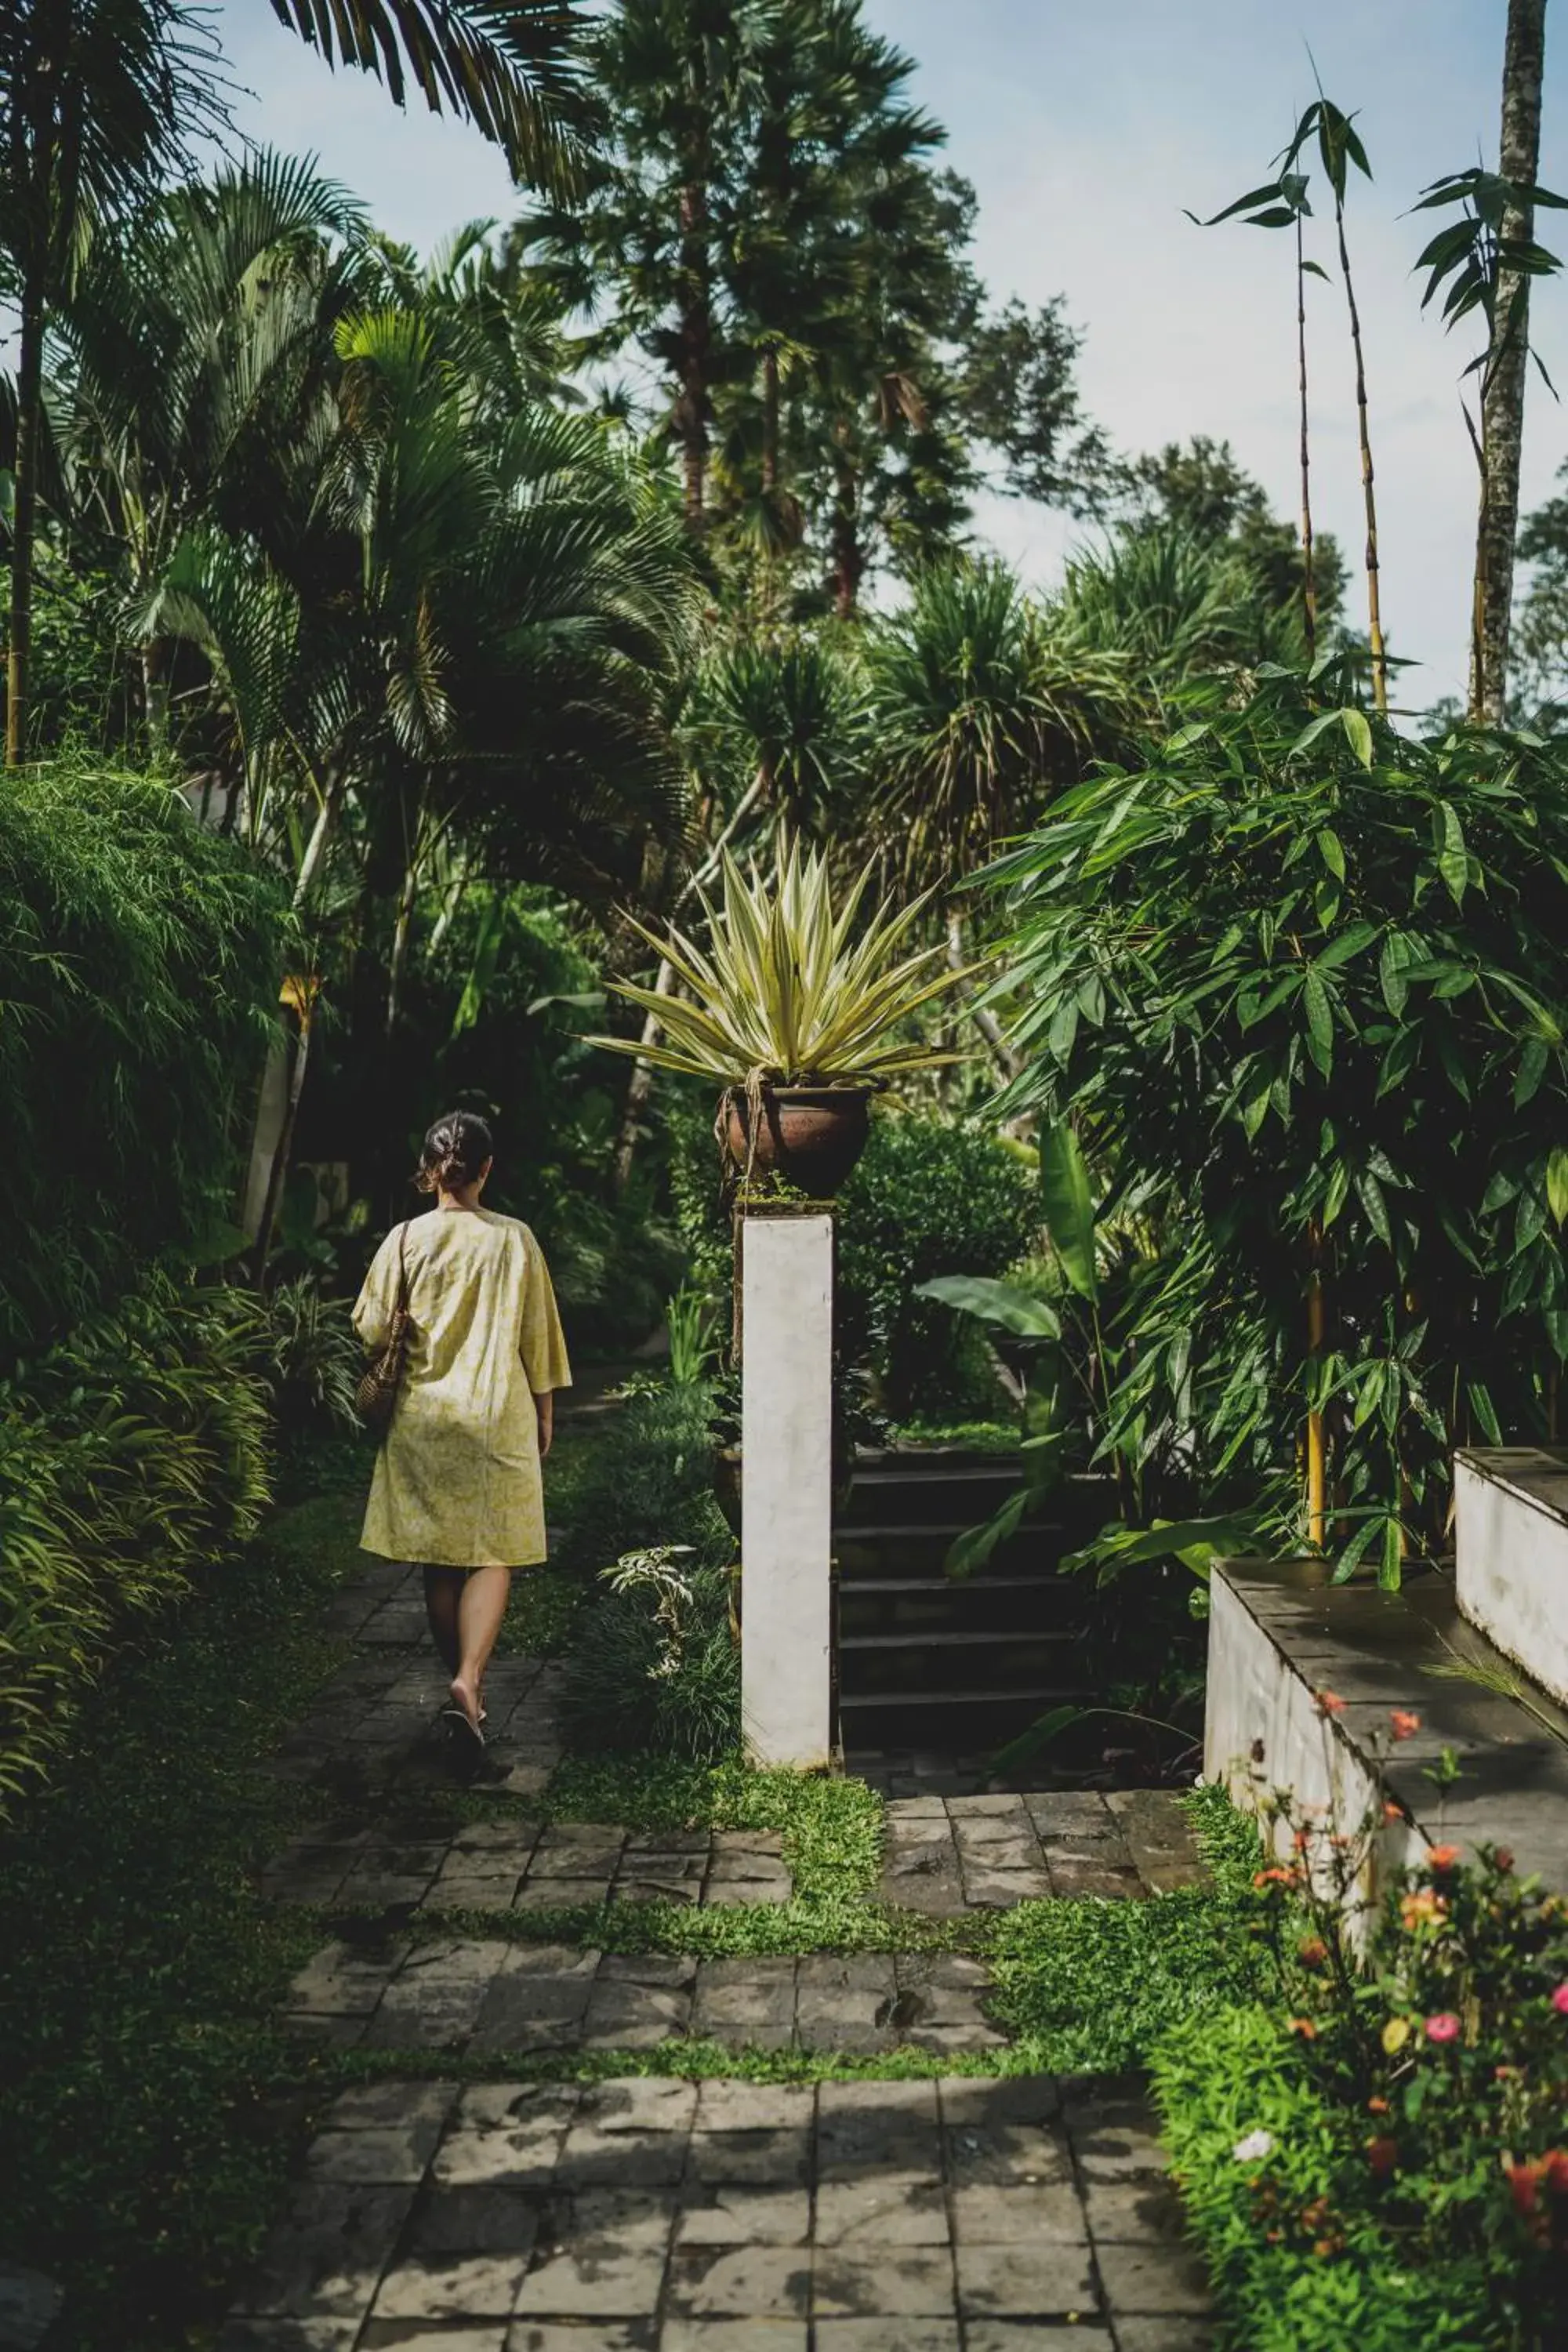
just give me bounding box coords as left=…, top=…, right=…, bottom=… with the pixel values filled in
left=249, top=987, right=316, bottom=1288
left=292, top=771, right=345, bottom=913
left=675, top=181, right=711, bottom=528
left=1330, top=195, right=1388, bottom=713
left=761, top=346, right=779, bottom=497
left=385, top=859, right=419, bottom=1040
left=1295, top=216, right=1318, bottom=662
left=6, top=274, right=46, bottom=768
left=1472, top=0, right=1548, bottom=724
left=829, top=440, right=862, bottom=619
left=141, top=637, right=170, bottom=759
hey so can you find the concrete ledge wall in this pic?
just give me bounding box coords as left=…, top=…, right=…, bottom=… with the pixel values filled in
left=1205, top=1555, right=1568, bottom=1913
left=1455, top=1447, right=1568, bottom=1710
left=1205, top=1569, right=1410, bottom=1922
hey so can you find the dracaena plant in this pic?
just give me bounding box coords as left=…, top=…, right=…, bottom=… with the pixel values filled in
left=593, top=833, right=975, bottom=1086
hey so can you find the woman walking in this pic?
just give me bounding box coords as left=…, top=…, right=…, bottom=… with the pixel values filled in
left=353, top=1111, right=571, bottom=1744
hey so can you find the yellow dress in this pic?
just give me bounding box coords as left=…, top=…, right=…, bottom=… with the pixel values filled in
left=352, top=1207, right=572, bottom=1568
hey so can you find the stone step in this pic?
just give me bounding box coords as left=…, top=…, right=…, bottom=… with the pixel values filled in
left=837, top=1458, right=1028, bottom=1526
left=838, top=1628, right=1080, bottom=1697
left=833, top=1523, right=1071, bottom=1581
left=838, top=1685, right=1082, bottom=1751
left=220, top=2071, right=1211, bottom=2352
left=838, top=1573, right=1082, bottom=1639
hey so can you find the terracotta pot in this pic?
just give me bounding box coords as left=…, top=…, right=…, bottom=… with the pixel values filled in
left=724, top=1083, right=872, bottom=1198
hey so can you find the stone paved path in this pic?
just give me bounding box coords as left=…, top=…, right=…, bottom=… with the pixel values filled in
left=223, top=1546, right=1216, bottom=2348
left=223, top=2074, right=1211, bottom=2352
left=880, top=1793, right=1207, bottom=1916
left=286, top=1942, right=1005, bottom=2058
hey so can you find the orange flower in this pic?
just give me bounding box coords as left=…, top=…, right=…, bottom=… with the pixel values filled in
left=1297, top=1936, right=1328, bottom=1970
left=1426, top=1844, right=1461, bottom=1872
left=1287, top=2016, right=1319, bottom=2040
left=1367, top=2096, right=1390, bottom=2114
left=1254, top=1865, right=1298, bottom=1891
left=1382, top=1799, right=1405, bottom=1824
left=1399, top=1887, right=1446, bottom=1930
left=1316, top=1689, right=1347, bottom=1717
left=1389, top=1709, right=1421, bottom=1740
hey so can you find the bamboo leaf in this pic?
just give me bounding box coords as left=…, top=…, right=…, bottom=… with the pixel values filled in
left=1550, top=1148, right=1568, bottom=1229
left=1040, top=1125, right=1098, bottom=1302
left=1434, top=801, right=1468, bottom=906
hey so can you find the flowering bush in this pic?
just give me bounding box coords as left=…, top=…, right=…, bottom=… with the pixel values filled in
left=1234, top=1708, right=1568, bottom=2342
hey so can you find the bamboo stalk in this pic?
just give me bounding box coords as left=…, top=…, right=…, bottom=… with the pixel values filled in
left=1295, top=214, right=1318, bottom=663
left=1331, top=191, right=1388, bottom=713
left=1306, top=1221, right=1327, bottom=1550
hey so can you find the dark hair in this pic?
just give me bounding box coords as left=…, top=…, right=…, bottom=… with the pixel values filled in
left=416, top=1110, right=495, bottom=1195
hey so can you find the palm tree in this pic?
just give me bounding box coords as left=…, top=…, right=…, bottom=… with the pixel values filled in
left=53, top=149, right=372, bottom=754
left=263, top=0, right=593, bottom=191
left=1057, top=524, right=1308, bottom=706
left=866, top=558, right=1127, bottom=884
left=2, top=0, right=591, bottom=767
left=0, top=0, right=227, bottom=764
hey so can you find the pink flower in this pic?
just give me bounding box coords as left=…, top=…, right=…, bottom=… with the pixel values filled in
left=1389, top=1709, right=1421, bottom=1741
left=1551, top=1984, right=1568, bottom=2016
left=1315, top=1689, right=1346, bottom=1717
left=1424, top=2012, right=1461, bottom=2045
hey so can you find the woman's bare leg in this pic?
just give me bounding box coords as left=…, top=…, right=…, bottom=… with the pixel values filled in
left=450, top=1566, right=510, bottom=1731
left=423, top=1566, right=463, bottom=1675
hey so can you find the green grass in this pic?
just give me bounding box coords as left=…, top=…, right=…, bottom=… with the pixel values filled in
left=544, top=1751, right=884, bottom=1900
left=986, top=1788, right=1268, bottom=2072
left=887, top=1416, right=1022, bottom=1452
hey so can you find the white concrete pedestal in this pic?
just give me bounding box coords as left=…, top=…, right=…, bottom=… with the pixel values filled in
left=739, top=1213, right=834, bottom=1767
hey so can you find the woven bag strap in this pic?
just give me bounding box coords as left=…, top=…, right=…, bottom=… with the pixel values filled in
left=393, top=1219, right=412, bottom=1315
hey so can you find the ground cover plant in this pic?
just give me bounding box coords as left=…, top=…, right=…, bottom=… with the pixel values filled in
left=0, top=1492, right=362, bottom=2352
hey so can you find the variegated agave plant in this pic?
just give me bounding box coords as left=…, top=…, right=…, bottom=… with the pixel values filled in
left=592, top=833, right=976, bottom=1085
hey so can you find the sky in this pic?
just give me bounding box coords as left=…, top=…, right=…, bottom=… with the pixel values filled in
left=215, top=0, right=1568, bottom=709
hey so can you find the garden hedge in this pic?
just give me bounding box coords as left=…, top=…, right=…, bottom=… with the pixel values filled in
left=0, top=1275, right=273, bottom=1813
left=0, top=756, right=287, bottom=1366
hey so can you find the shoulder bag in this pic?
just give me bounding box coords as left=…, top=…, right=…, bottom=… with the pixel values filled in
left=355, top=1221, right=413, bottom=1433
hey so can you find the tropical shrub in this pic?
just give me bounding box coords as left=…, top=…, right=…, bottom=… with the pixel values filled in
left=985, top=670, right=1568, bottom=1573
left=0, top=758, right=287, bottom=1366
left=0, top=1276, right=273, bottom=1812
left=835, top=1112, right=1040, bottom=1419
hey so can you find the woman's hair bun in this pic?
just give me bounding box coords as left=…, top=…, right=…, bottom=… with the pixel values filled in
left=416, top=1109, right=495, bottom=1195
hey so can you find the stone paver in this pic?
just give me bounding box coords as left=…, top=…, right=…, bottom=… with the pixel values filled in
left=222, top=2074, right=1212, bottom=2350
left=880, top=1791, right=1207, bottom=1915
left=283, top=1940, right=1004, bottom=2056
left=263, top=1819, right=792, bottom=1914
